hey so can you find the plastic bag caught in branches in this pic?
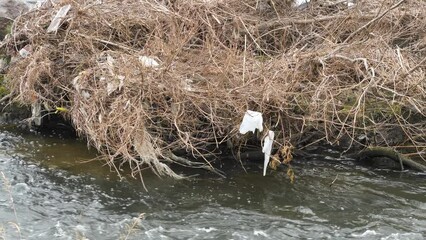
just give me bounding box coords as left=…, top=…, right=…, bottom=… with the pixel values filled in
left=293, top=0, right=310, bottom=9
left=239, top=110, right=263, bottom=134
left=262, top=130, right=275, bottom=176
left=139, top=56, right=160, bottom=68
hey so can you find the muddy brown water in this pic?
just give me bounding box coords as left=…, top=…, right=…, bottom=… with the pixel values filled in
left=0, top=126, right=425, bottom=239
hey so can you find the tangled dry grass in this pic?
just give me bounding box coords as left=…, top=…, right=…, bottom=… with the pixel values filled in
left=2, top=0, right=425, bottom=185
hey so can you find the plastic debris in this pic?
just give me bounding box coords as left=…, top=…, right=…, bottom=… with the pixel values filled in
left=18, top=45, right=32, bottom=58
left=19, top=48, right=30, bottom=58
left=106, top=81, right=118, bottom=95
left=102, top=54, right=126, bottom=95
left=293, top=0, right=310, bottom=9
left=47, top=4, right=72, bottom=33
left=139, top=56, right=160, bottom=68
left=182, top=79, right=194, bottom=91
left=105, top=75, right=125, bottom=95
left=239, top=110, right=263, bottom=134
left=262, top=130, right=275, bottom=176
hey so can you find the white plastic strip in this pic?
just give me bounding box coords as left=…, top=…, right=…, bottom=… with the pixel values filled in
left=47, top=4, right=71, bottom=33
left=262, top=130, right=275, bottom=176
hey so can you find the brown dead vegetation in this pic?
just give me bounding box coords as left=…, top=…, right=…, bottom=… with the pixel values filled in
left=2, top=0, right=425, bottom=186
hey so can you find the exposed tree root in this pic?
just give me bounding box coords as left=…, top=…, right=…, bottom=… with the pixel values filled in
left=356, top=147, right=426, bottom=172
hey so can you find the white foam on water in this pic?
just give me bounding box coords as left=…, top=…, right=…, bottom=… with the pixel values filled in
left=196, top=227, right=217, bottom=233
left=381, top=232, right=424, bottom=240
left=13, top=182, right=30, bottom=195
left=53, top=221, right=67, bottom=238
left=145, top=226, right=171, bottom=239
left=351, top=229, right=378, bottom=237
left=254, top=230, right=269, bottom=237
left=295, top=206, right=315, bottom=215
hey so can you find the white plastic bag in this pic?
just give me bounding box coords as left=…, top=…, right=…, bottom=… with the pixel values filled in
left=239, top=110, right=263, bottom=134
left=139, top=56, right=160, bottom=68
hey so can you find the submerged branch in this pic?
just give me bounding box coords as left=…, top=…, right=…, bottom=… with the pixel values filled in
left=167, top=152, right=226, bottom=178
left=357, top=147, right=426, bottom=172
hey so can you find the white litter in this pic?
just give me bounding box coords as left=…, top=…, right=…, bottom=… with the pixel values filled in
left=239, top=110, right=263, bottom=134
left=47, top=4, right=72, bottom=33
left=81, top=90, right=91, bottom=99
left=106, top=54, right=115, bottom=67
left=117, top=75, right=125, bottom=90
left=293, top=0, right=310, bottom=9
left=124, top=100, right=131, bottom=110
left=262, top=130, right=274, bottom=176
left=19, top=48, right=31, bottom=58
left=107, top=81, right=119, bottom=95
left=182, top=78, right=194, bottom=91
left=139, top=56, right=160, bottom=68
left=102, top=54, right=126, bottom=95
left=347, top=0, right=355, bottom=8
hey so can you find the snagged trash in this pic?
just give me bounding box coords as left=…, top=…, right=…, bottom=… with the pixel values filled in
left=293, top=0, right=310, bottom=9
left=262, top=131, right=275, bottom=176
left=81, top=90, right=91, bottom=99
left=105, top=75, right=125, bottom=95
left=239, top=110, right=263, bottom=134
left=47, top=4, right=71, bottom=33
left=18, top=46, right=31, bottom=58
left=18, top=48, right=30, bottom=58
left=182, top=79, right=194, bottom=91
left=139, top=56, right=160, bottom=68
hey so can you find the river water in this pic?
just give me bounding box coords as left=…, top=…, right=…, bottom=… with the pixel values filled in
left=0, top=126, right=425, bottom=240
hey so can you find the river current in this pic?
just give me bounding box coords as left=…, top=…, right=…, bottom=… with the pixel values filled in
left=0, top=126, right=425, bottom=239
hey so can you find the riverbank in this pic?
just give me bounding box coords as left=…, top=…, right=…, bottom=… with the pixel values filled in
left=0, top=127, right=425, bottom=239
left=1, top=0, right=425, bottom=183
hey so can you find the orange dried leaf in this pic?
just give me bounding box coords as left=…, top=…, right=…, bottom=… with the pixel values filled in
left=280, top=145, right=294, bottom=164
left=269, top=155, right=281, bottom=170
